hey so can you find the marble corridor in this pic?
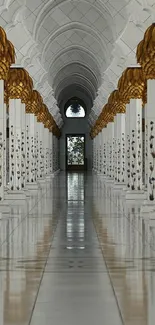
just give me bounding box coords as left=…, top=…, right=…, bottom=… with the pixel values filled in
left=0, top=172, right=155, bottom=325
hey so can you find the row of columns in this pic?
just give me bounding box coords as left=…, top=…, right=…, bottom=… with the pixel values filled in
left=8, top=98, right=59, bottom=193
left=91, top=23, right=155, bottom=208
left=0, top=26, right=60, bottom=212
left=93, top=98, right=143, bottom=189
left=92, top=80, right=155, bottom=206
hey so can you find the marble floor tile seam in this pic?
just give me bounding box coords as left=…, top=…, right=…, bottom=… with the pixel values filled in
left=93, top=221, right=125, bottom=325
left=27, top=216, right=61, bottom=325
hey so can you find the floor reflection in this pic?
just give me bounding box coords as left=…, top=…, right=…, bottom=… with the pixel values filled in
left=1, top=173, right=155, bottom=324
left=93, top=176, right=155, bottom=325
left=0, top=179, right=59, bottom=325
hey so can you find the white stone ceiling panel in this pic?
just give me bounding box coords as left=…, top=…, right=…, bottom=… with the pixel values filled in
left=26, top=0, right=42, bottom=13
left=108, top=0, right=128, bottom=12
left=0, top=15, right=7, bottom=28
left=121, top=22, right=144, bottom=51
left=2, top=0, right=19, bottom=23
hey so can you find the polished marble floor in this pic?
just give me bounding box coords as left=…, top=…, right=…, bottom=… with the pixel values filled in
left=0, top=172, right=155, bottom=324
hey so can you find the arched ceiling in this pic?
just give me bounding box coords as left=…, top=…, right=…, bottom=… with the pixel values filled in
left=0, top=0, right=154, bottom=126
left=24, top=0, right=116, bottom=105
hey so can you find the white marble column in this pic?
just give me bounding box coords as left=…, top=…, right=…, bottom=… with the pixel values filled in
left=124, top=99, right=145, bottom=199
left=53, top=135, right=56, bottom=172
left=0, top=80, right=5, bottom=202
left=98, top=132, right=102, bottom=173
left=108, top=121, right=114, bottom=181
left=3, top=102, right=7, bottom=189
left=114, top=113, right=125, bottom=185
left=129, top=99, right=143, bottom=191
left=113, top=116, right=117, bottom=183
left=100, top=129, right=104, bottom=175
left=47, top=129, right=51, bottom=176
left=106, top=125, right=110, bottom=178
left=92, top=140, right=94, bottom=170
left=37, top=122, right=44, bottom=181
left=143, top=106, right=148, bottom=191
left=8, top=99, right=25, bottom=197
left=93, top=137, right=97, bottom=172
left=125, top=104, right=130, bottom=189
left=26, top=113, right=38, bottom=189
left=55, top=137, right=59, bottom=172
left=21, top=103, right=26, bottom=189
left=145, top=80, right=155, bottom=202
left=44, top=127, right=49, bottom=177
left=102, top=127, right=107, bottom=177
left=34, top=115, right=38, bottom=183
left=95, top=135, right=99, bottom=172
left=49, top=132, right=53, bottom=175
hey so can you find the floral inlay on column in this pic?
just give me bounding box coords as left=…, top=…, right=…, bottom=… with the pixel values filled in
left=127, top=134, right=130, bottom=188
left=118, top=67, right=145, bottom=191
left=3, top=101, right=7, bottom=188
left=136, top=23, right=155, bottom=201
left=131, top=129, right=136, bottom=190
left=137, top=114, right=142, bottom=190
left=26, top=90, right=44, bottom=183
left=145, top=122, right=148, bottom=189
left=149, top=121, right=155, bottom=201
left=122, top=132, right=125, bottom=183
left=26, top=123, right=30, bottom=183
left=21, top=130, right=25, bottom=188
left=117, top=139, right=121, bottom=182
left=7, top=68, right=33, bottom=191
left=10, top=125, right=15, bottom=190
left=103, top=138, right=106, bottom=176
left=114, top=137, right=117, bottom=182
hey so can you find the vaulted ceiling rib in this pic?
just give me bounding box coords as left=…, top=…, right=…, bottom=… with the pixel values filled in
left=0, top=0, right=153, bottom=125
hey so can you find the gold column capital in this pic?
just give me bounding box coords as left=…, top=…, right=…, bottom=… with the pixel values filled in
left=7, top=68, right=33, bottom=103
left=118, top=67, right=146, bottom=101
left=0, top=28, right=15, bottom=80
left=136, top=23, right=155, bottom=79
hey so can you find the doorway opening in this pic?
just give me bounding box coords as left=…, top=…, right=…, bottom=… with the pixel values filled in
left=66, top=135, right=85, bottom=171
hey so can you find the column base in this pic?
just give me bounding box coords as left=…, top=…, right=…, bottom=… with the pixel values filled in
left=98, top=173, right=106, bottom=178
left=0, top=201, right=10, bottom=214
left=37, top=178, right=46, bottom=186
left=112, top=183, right=125, bottom=190
left=141, top=200, right=155, bottom=214
left=125, top=190, right=147, bottom=200
left=5, top=190, right=27, bottom=202
left=26, top=182, right=39, bottom=191
left=23, top=189, right=31, bottom=197
left=46, top=175, right=52, bottom=181
left=105, top=179, right=114, bottom=184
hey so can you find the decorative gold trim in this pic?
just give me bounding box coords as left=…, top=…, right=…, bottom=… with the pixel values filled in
left=136, top=24, right=155, bottom=79
left=0, top=28, right=15, bottom=80
left=26, top=90, right=42, bottom=114
left=118, top=67, right=145, bottom=101
left=7, top=68, right=33, bottom=103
